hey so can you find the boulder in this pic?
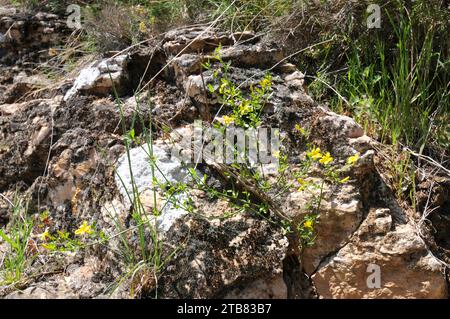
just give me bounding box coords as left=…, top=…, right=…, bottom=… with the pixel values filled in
left=312, top=208, right=448, bottom=299
left=64, top=55, right=129, bottom=101
left=282, top=181, right=365, bottom=275
left=114, top=142, right=198, bottom=233
left=153, top=213, right=289, bottom=298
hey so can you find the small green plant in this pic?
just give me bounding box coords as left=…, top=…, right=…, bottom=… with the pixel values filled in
left=195, top=48, right=362, bottom=249
left=38, top=220, right=106, bottom=253
left=296, top=214, right=318, bottom=248
left=0, top=195, right=34, bottom=285
left=204, top=45, right=273, bottom=129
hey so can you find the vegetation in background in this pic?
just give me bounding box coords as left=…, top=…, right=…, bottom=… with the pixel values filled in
left=274, top=0, right=449, bottom=208
left=304, top=0, right=449, bottom=161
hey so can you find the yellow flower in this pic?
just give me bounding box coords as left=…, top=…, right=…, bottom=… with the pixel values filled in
left=294, top=124, right=305, bottom=136
left=303, top=220, right=313, bottom=230
left=138, top=21, right=148, bottom=33
left=297, top=178, right=307, bottom=191
left=273, top=151, right=281, bottom=159
left=319, top=152, right=333, bottom=165
left=222, top=115, right=234, bottom=125
left=48, top=48, right=57, bottom=57
left=150, top=16, right=156, bottom=27
left=339, top=176, right=350, bottom=183
left=347, top=152, right=360, bottom=165
left=75, top=221, right=93, bottom=236
left=238, top=100, right=252, bottom=115
left=40, top=229, right=52, bottom=241
left=307, top=147, right=322, bottom=161
left=260, top=77, right=271, bottom=89
left=135, top=5, right=146, bottom=15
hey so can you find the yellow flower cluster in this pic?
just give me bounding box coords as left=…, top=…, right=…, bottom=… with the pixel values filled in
left=294, top=124, right=306, bottom=136
left=134, top=5, right=147, bottom=15
left=222, top=115, right=235, bottom=125
left=319, top=152, right=333, bottom=165
left=347, top=152, right=360, bottom=165
left=307, top=147, right=334, bottom=165
left=138, top=21, right=148, bottom=33
left=74, top=221, right=93, bottom=236
left=297, top=178, right=307, bottom=191
left=260, top=77, right=272, bottom=90
left=238, top=100, right=252, bottom=116
left=307, top=147, right=323, bottom=160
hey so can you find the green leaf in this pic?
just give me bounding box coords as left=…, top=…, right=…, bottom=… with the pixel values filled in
left=129, top=129, right=135, bottom=141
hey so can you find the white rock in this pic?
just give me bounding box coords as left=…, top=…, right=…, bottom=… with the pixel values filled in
left=115, top=143, right=196, bottom=233
left=64, top=55, right=128, bottom=101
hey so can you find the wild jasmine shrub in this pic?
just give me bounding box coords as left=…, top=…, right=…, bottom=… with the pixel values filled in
left=183, top=47, right=362, bottom=249
left=0, top=200, right=105, bottom=286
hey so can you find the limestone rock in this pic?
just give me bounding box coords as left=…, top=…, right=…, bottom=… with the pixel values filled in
left=220, top=42, right=283, bottom=68
left=114, top=142, right=199, bottom=233
left=64, top=55, right=129, bottom=101
left=4, top=258, right=107, bottom=299
left=0, top=98, right=59, bottom=191
left=163, top=27, right=255, bottom=56
left=0, top=9, right=68, bottom=64
left=282, top=180, right=364, bottom=275
left=5, top=287, right=63, bottom=299
left=153, top=213, right=289, bottom=298
left=312, top=208, right=448, bottom=299
left=224, top=275, right=288, bottom=299
left=316, top=110, right=365, bottom=140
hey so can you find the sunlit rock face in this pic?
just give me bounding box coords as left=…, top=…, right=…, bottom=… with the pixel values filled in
left=64, top=55, right=129, bottom=102
left=114, top=143, right=194, bottom=233
left=312, top=209, right=447, bottom=299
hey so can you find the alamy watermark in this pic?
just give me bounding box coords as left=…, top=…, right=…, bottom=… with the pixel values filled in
left=366, top=263, right=381, bottom=289
left=66, top=4, right=82, bottom=30
left=170, top=121, right=280, bottom=166
left=367, top=4, right=381, bottom=29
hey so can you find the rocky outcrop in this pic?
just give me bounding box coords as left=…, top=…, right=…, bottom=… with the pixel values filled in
left=313, top=208, right=447, bottom=299
left=153, top=213, right=289, bottom=298
left=283, top=182, right=364, bottom=275
left=0, top=7, right=68, bottom=64
left=0, top=7, right=448, bottom=299
left=64, top=55, right=130, bottom=102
